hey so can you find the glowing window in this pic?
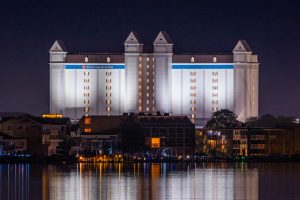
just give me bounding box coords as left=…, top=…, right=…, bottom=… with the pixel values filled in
left=147, top=65, right=149, bottom=69
left=191, top=56, right=195, bottom=63
left=213, top=56, right=217, bottom=63
left=147, top=93, right=149, bottom=97
left=147, top=57, right=149, bottom=61
left=151, top=138, right=160, bottom=148
left=85, top=56, right=88, bottom=63
left=146, top=107, right=149, bottom=111
left=84, top=128, right=91, bottom=133
left=107, top=56, right=111, bottom=63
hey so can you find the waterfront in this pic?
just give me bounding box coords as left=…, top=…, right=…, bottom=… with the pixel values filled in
left=0, top=163, right=300, bottom=200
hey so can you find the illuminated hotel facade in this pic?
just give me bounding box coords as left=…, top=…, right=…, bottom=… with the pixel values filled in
left=49, top=31, right=259, bottom=124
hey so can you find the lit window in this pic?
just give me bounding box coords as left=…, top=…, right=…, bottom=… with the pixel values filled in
left=147, top=65, right=149, bottom=69
left=139, top=57, right=142, bottom=61
left=107, top=56, right=111, bottom=63
left=151, top=138, right=160, bottom=148
left=85, top=107, right=89, bottom=112
left=147, top=107, right=149, bottom=111
left=212, top=93, right=218, bottom=97
left=191, top=114, right=195, bottom=119
left=190, top=100, right=196, bottom=104
left=191, top=56, right=195, bottom=63
left=147, top=86, right=149, bottom=90
left=147, top=72, right=149, bottom=76
left=213, top=56, right=217, bottom=63
left=153, top=100, right=155, bottom=104
left=190, top=79, right=196, bottom=83
left=107, top=107, right=111, bottom=112
left=153, top=57, right=155, bottom=61
left=147, top=93, right=149, bottom=97
left=191, top=107, right=196, bottom=111
left=152, top=107, right=155, bottom=111
left=85, top=56, right=88, bottom=63
left=84, top=128, right=92, bottom=133
left=147, top=57, right=149, bottom=61
left=147, top=79, right=149, bottom=83
left=84, top=116, right=91, bottom=125
left=190, top=86, right=196, bottom=90
left=147, top=100, right=149, bottom=104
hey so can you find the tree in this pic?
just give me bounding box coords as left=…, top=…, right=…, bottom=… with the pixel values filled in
left=205, top=109, right=242, bottom=129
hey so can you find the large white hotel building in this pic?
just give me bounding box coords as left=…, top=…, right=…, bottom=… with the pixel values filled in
left=49, top=31, right=259, bottom=124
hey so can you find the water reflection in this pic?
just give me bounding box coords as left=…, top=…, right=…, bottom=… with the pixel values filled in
left=1, top=163, right=299, bottom=200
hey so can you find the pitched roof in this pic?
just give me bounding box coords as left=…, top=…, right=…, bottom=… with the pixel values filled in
left=49, top=40, right=68, bottom=52
left=124, top=31, right=143, bottom=44
left=153, top=31, right=173, bottom=44
left=233, top=40, right=252, bottom=52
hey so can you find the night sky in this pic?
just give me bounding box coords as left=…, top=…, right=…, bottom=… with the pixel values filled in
left=0, top=0, right=299, bottom=117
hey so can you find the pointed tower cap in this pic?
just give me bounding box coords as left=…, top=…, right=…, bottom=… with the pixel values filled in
left=124, top=31, right=142, bottom=45
left=49, top=40, right=67, bottom=52
left=233, top=40, right=252, bottom=52
left=153, top=31, right=173, bottom=44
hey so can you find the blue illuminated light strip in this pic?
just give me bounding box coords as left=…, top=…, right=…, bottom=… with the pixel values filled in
left=65, top=64, right=126, bottom=69
left=172, top=64, right=234, bottom=69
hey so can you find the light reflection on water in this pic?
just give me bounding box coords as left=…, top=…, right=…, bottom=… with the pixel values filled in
left=1, top=163, right=300, bottom=200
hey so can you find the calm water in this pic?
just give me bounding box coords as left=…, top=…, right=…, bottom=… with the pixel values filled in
left=0, top=163, right=300, bottom=200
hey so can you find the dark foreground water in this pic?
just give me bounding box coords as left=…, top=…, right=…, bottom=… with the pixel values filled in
left=0, top=163, right=300, bottom=200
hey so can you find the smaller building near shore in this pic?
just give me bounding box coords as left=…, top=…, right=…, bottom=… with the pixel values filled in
left=196, top=127, right=300, bottom=157
left=77, top=113, right=195, bottom=156
left=0, top=113, right=72, bottom=157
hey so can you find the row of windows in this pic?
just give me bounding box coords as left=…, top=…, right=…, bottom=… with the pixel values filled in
left=190, top=56, right=217, bottom=63
left=212, top=100, right=219, bottom=105
left=84, top=56, right=111, bottom=63
left=190, top=86, right=196, bottom=90
left=106, top=86, right=112, bottom=90
left=84, top=86, right=90, bottom=90
left=84, top=79, right=90, bottom=83
left=212, top=79, right=218, bottom=83
left=212, top=93, right=218, bottom=97
left=84, top=71, right=90, bottom=76
left=106, top=72, right=112, bottom=76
